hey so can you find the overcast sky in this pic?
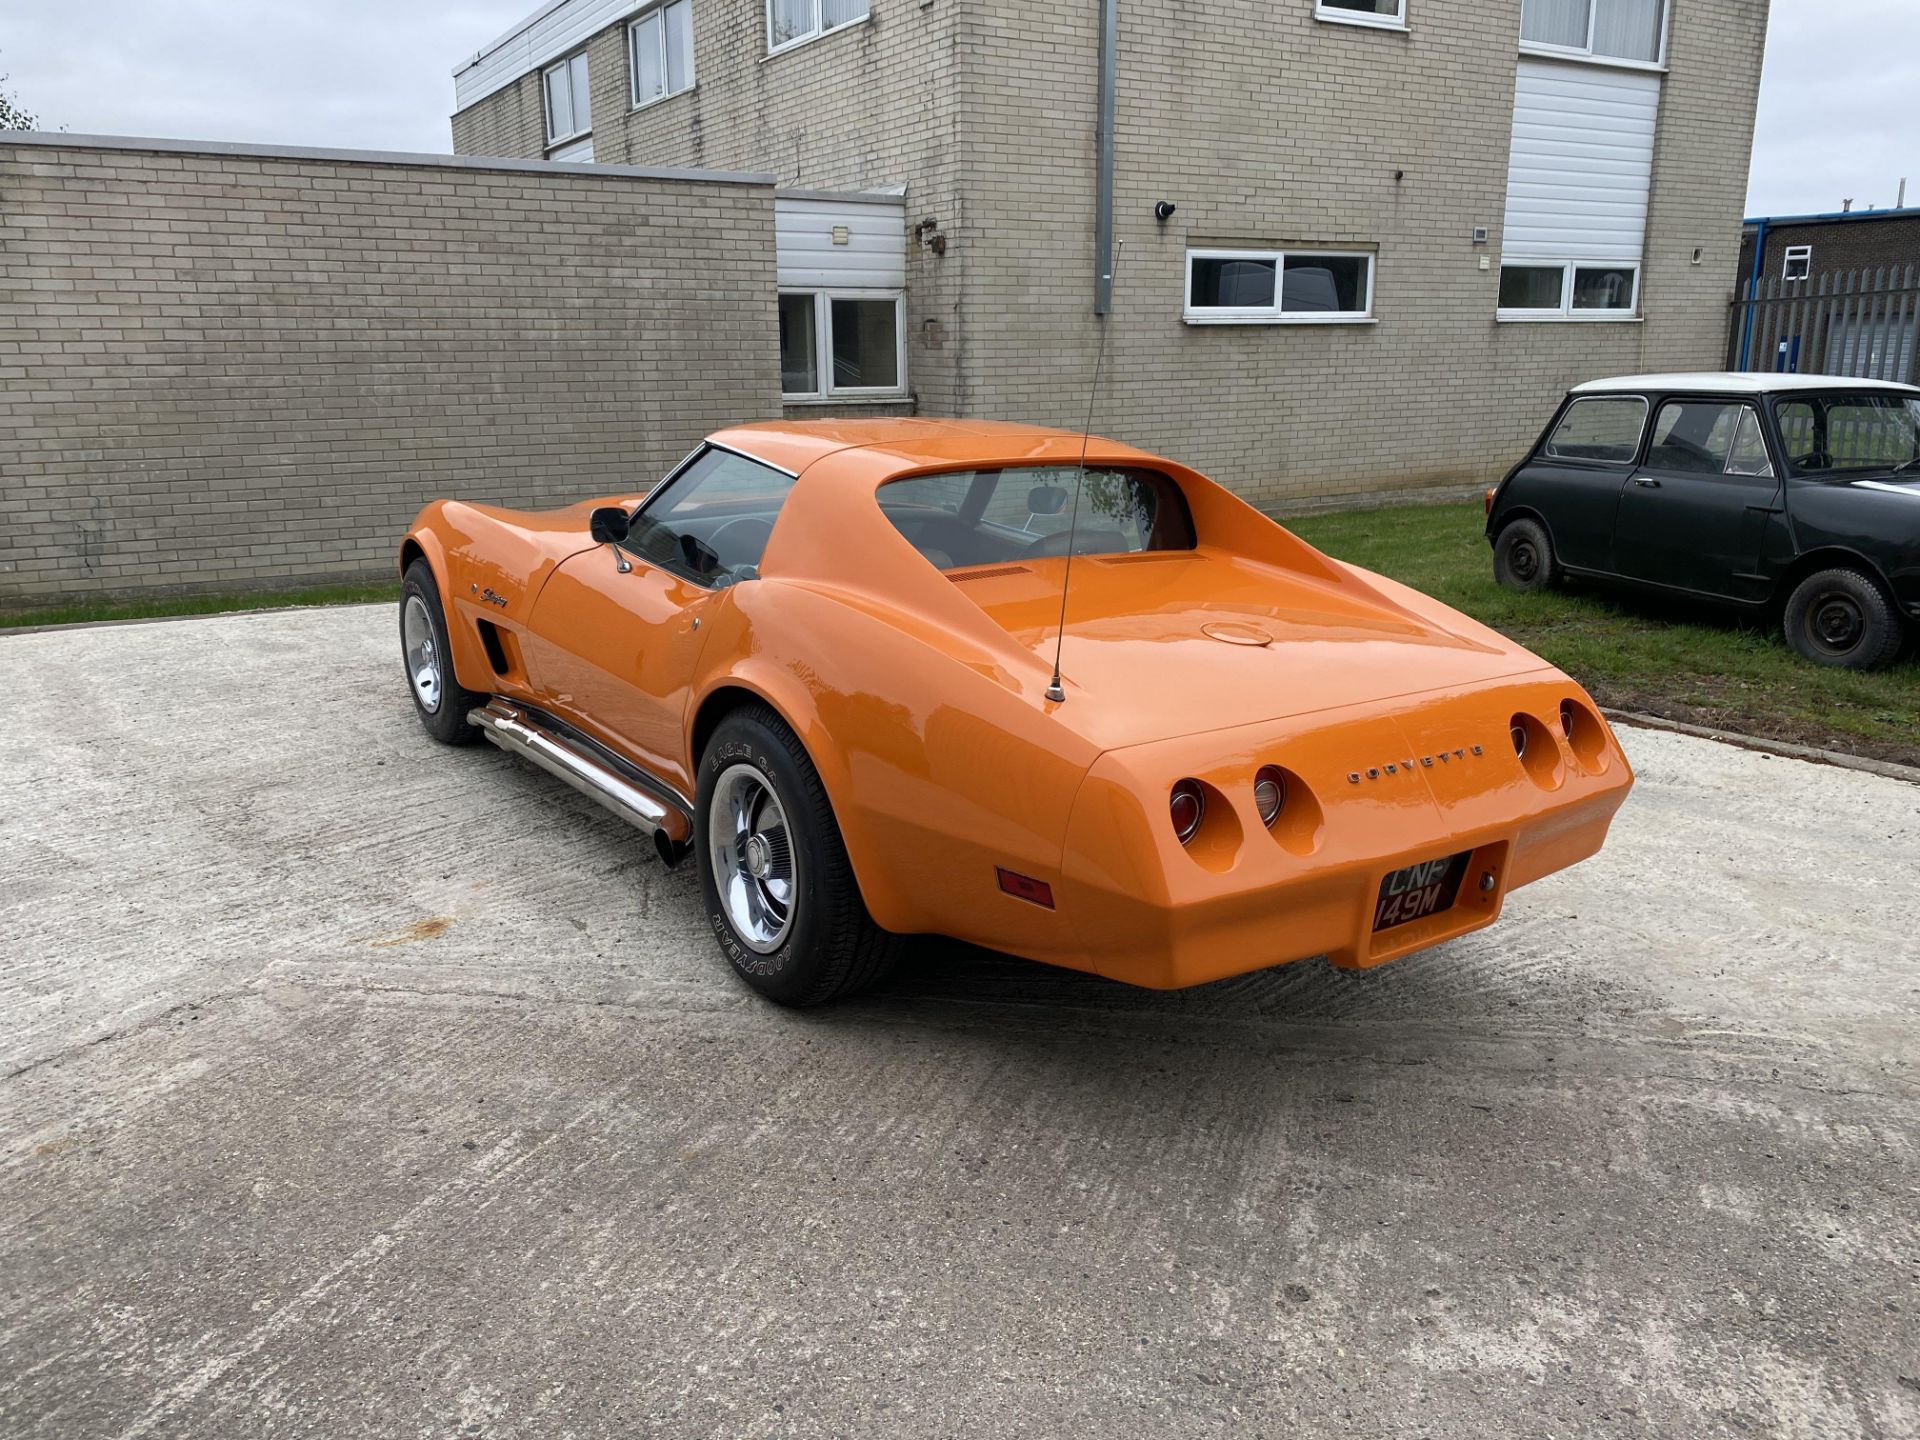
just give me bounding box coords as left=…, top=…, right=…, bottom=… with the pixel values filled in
left=2, top=0, right=1916, bottom=217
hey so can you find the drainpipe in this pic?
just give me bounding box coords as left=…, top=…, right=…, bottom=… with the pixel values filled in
left=1094, top=0, right=1117, bottom=314
left=1737, top=216, right=1767, bottom=370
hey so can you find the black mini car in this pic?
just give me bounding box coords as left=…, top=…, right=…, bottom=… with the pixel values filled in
left=1486, top=373, right=1920, bottom=669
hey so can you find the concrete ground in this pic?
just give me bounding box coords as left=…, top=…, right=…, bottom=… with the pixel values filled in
left=1, top=606, right=1916, bottom=1440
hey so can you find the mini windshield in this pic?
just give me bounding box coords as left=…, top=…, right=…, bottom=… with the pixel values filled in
left=1772, top=393, right=1920, bottom=477
left=878, top=466, right=1196, bottom=571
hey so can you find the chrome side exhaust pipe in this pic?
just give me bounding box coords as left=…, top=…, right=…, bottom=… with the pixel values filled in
left=468, top=700, right=693, bottom=852
left=654, top=831, right=693, bottom=870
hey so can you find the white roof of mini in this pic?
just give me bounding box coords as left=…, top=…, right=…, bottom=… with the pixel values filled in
left=1571, top=372, right=1920, bottom=396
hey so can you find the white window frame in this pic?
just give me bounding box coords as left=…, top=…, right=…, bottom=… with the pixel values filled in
left=629, top=1, right=695, bottom=111
left=542, top=50, right=593, bottom=148
left=780, top=289, right=908, bottom=401
left=766, top=0, right=871, bottom=58
left=1183, top=248, right=1376, bottom=325
left=549, top=137, right=595, bottom=164
left=1518, top=0, right=1670, bottom=71
left=1497, top=260, right=1641, bottom=322
left=1782, top=245, right=1812, bottom=282
left=1314, top=0, right=1408, bottom=32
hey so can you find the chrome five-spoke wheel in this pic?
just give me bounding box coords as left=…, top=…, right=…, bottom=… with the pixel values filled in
left=708, top=762, right=799, bottom=953
left=402, top=593, right=442, bottom=714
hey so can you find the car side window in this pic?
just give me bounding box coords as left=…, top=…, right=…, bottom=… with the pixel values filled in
left=1726, top=409, right=1775, bottom=478
left=1542, top=397, right=1647, bottom=464
left=1647, top=401, right=1746, bottom=474
left=624, top=446, right=796, bottom=587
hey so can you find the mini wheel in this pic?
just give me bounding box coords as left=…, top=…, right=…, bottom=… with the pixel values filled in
left=1782, top=568, right=1904, bottom=670
left=400, top=559, right=488, bottom=744
left=1494, top=518, right=1558, bottom=593
left=697, top=705, right=899, bottom=1005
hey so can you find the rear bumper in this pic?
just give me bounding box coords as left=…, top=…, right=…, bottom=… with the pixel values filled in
left=1052, top=674, right=1632, bottom=988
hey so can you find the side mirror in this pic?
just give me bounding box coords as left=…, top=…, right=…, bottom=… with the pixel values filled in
left=589, top=506, right=631, bottom=545
left=1029, top=484, right=1069, bottom=517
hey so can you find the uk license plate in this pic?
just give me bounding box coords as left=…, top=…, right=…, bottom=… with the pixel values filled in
left=1373, top=852, right=1471, bottom=933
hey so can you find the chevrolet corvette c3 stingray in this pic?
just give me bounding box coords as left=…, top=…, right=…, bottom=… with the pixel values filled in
left=398, top=418, right=1632, bottom=1005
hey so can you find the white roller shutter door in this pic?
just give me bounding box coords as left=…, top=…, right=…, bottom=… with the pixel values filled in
left=1501, top=60, right=1661, bottom=264
left=775, top=196, right=907, bottom=291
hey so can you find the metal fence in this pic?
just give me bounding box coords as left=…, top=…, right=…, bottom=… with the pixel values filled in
left=1726, top=265, right=1920, bottom=384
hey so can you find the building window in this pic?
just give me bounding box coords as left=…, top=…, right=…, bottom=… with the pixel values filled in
left=1498, top=261, right=1638, bottom=320
left=1184, top=249, right=1375, bottom=324
left=543, top=51, right=592, bottom=148
left=781, top=291, right=905, bottom=398
left=1315, top=0, right=1407, bottom=28
left=1520, top=0, right=1666, bottom=66
left=631, top=1, right=695, bottom=108
left=1782, top=245, right=1812, bottom=282
left=768, top=0, right=869, bottom=54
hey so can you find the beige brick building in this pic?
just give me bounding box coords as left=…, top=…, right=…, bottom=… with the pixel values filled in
left=451, top=0, right=1769, bottom=508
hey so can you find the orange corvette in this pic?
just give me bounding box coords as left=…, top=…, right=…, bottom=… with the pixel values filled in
left=399, top=419, right=1632, bottom=1005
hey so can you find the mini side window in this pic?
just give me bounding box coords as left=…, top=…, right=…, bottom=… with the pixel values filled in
left=1726, top=410, right=1775, bottom=478
left=1648, top=401, right=1746, bottom=474
left=1542, top=397, right=1647, bottom=465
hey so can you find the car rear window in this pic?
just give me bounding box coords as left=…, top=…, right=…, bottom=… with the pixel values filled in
left=879, top=466, right=1196, bottom=571
left=1542, top=396, right=1647, bottom=465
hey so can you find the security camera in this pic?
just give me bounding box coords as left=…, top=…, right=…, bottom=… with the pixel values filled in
left=1154, top=201, right=1177, bottom=222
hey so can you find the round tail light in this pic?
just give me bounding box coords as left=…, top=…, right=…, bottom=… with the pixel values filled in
left=1169, top=780, right=1205, bottom=845
left=1253, top=766, right=1286, bottom=828
left=1559, top=700, right=1576, bottom=739
left=1510, top=722, right=1528, bottom=758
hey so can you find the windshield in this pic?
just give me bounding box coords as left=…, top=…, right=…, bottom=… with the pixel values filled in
left=1772, top=393, right=1920, bottom=477
left=877, top=466, right=1196, bottom=571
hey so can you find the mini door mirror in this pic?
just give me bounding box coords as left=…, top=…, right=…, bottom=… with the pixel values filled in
left=589, top=506, right=631, bottom=545
left=1029, top=484, right=1069, bottom=517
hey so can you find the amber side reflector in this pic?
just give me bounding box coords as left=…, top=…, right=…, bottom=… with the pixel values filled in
left=1484, top=487, right=1496, bottom=515
left=996, top=867, right=1056, bottom=909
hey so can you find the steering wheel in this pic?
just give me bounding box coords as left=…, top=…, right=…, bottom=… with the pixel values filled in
left=705, top=516, right=776, bottom=570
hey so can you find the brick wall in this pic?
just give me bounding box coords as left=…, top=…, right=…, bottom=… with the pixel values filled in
left=453, top=0, right=968, bottom=418
left=0, top=137, right=780, bottom=604
left=1737, top=213, right=1920, bottom=287
left=450, top=71, right=549, bottom=161
left=957, top=0, right=1768, bottom=512
left=452, top=0, right=1766, bottom=510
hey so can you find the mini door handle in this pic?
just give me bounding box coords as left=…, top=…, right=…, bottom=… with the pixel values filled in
left=1633, top=477, right=1662, bottom=488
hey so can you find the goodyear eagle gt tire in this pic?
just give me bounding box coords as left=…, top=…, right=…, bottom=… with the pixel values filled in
left=1493, top=517, right=1559, bottom=593
left=1782, top=567, right=1905, bottom=670
left=400, top=559, right=487, bottom=745
left=697, top=705, right=900, bottom=1006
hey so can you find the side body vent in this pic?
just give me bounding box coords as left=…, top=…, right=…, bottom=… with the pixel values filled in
left=949, top=564, right=1034, bottom=582
left=1098, top=551, right=1194, bottom=565
left=475, top=619, right=512, bottom=676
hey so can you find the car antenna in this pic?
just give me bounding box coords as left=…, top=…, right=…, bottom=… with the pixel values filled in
left=1046, top=239, right=1123, bottom=706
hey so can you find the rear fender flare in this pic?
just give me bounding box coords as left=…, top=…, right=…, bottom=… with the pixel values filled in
left=686, top=662, right=919, bottom=932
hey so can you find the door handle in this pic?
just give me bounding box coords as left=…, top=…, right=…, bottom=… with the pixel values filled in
left=1633, top=477, right=1662, bottom=488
